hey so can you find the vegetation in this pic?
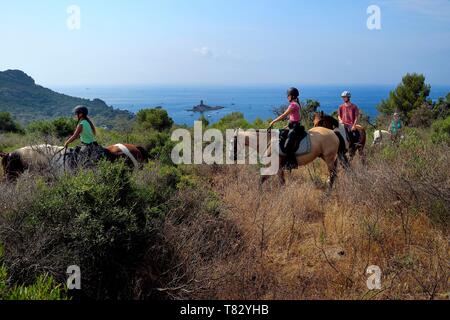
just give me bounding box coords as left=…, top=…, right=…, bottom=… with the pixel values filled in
left=26, top=117, right=77, bottom=139
left=0, top=69, right=134, bottom=129
left=377, top=73, right=431, bottom=123
left=136, top=108, right=174, bottom=132
left=0, top=73, right=448, bottom=300
left=0, top=112, right=21, bottom=133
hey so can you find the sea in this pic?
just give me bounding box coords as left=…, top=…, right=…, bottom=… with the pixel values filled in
left=53, top=85, right=450, bottom=126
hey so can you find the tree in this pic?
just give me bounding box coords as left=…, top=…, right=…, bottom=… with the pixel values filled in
left=136, top=108, right=174, bottom=132
left=432, top=93, right=450, bottom=120
left=377, top=73, right=431, bottom=123
left=0, top=112, right=21, bottom=133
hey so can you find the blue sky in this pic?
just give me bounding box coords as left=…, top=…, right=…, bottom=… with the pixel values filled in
left=0, top=0, right=449, bottom=86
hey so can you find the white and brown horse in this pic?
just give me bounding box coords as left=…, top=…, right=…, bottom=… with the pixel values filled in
left=231, top=127, right=347, bottom=188
left=0, top=144, right=149, bottom=181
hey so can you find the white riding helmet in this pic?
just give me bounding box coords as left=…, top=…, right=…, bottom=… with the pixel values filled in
left=341, top=91, right=351, bottom=98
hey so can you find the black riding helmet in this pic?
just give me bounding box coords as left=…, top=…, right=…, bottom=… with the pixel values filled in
left=287, top=87, right=300, bottom=99
left=73, top=105, right=89, bottom=116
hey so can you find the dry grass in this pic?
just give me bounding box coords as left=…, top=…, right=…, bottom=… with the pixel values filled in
left=1, top=135, right=448, bottom=300
left=185, top=147, right=449, bottom=300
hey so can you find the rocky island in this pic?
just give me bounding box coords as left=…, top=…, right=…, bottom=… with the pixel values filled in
left=188, top=100, right=224, bottom=113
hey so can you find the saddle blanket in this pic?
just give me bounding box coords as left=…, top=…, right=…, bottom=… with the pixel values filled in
left=279, top=133, right=312, bottom=157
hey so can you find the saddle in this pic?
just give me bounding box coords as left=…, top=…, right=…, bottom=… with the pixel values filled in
left=345, top=128, right=361, bottom=149
left=279, top=126, right=310, bottom=170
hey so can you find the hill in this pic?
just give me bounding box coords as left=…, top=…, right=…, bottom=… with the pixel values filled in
left=0, top=70, right=134, bottom=129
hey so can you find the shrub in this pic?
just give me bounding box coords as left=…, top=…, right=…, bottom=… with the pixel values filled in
left=409, top=104, right=435, bottom=128
left=136, top=108, right=174, bottom=132
left=26, top=117, right=76, bottom=139
left=212, top=112, right=251, bottom=131
left=431, top=116, right=450, bottom=145
left=0, top=161, right=168, bottom=299
left=0, top=159, right=236, bottom=299
left=0, top=112, right=22, bottom=133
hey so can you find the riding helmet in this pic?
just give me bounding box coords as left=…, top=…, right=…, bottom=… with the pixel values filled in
left=287, top=87, right=300, bottom=98
left=341, top=91, right=352, bottom=98
left=73, top=105, right=89, bottom=116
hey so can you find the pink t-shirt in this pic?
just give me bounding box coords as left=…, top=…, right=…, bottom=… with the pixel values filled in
left=288, top=102, right=301, bottom=123
left=339, top=102, right=359, bottom=126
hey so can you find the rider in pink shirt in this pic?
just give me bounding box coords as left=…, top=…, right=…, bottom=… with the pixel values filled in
left=269, top=87, right=301, bottom=128
left=269, top=87, right=303, bottom=170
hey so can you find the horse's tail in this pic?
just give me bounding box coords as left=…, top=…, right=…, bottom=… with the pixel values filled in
left=334, top=131, right=349, bottom=169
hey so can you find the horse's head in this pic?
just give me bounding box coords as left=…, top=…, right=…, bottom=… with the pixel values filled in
left=313, top=111, right=326, bottom=128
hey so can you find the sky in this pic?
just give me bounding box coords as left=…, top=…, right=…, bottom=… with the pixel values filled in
left=0, top=0, right=449, bottom=87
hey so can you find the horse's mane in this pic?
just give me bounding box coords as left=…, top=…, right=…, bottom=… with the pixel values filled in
left=316, top=112, right=340, bottom=129
left=327, top=116, right=340, bottom=129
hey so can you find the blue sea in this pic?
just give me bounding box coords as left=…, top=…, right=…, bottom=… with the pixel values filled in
left=53, top=85, right=450, bottom=126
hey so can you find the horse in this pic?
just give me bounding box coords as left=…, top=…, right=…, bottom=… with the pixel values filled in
left=105, top=144, right=149, bottom=168
left=0, top=145, right=68, bottom=181
left=0, top=143, right=149, bottom=181
left=373, top=130, right=392, bottom=145
left=313, top=111, right=366, bottom=164
left=230, top=127, right=347, bottom=188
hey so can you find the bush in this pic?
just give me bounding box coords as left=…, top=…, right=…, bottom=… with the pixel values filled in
left=431, top=116, right=450, bottom=145
left=136, top=108, right=174, bottom=132
left=0, top=243, right=67, bottom=300
left=0, top=161, right=168, bottom=299
left=212, top=112, right=251, bottom=131
left=0, top=159, right=234, bottom=299
left=0, top=112, right=22, bottom=133
left=409, top=104, right=435, bottom=128
left=26, top=117, right=77, bottom=139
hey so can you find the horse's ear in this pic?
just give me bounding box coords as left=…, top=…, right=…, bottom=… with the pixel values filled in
left=320, top=111, right=324, bottom=117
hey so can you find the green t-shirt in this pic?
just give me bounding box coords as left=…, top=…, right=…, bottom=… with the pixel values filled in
left=390, top=119, right=402, bottom=134
left=79, top=119, right=96, bottom=144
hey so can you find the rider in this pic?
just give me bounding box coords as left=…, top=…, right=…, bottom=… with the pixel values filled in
left=338, top=91, right=360, bottom=148
left=64, top=105, right=104, bottom=165
left=388, top=112, right=403, bottom=141
left=269, top=87, right=303, bottom=169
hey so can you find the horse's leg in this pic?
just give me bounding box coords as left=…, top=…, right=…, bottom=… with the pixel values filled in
left=325, top=156, right=338, bottom=189
left=359, top=146, right=367, bottom=166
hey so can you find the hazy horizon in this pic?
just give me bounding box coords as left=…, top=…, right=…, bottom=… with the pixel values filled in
left=1, top=0, right=450, bottom=87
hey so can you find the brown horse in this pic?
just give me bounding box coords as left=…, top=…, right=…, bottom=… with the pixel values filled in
left=231, top=127, right=347, bottom=188
left=0, top=143, right=149, bottom=181
left=313, top=111, right=366, bottom=164
left=105, top=144, right=149, bottom=168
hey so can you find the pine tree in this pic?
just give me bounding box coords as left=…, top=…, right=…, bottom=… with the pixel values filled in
left=377, top=73, right=431, bottom=123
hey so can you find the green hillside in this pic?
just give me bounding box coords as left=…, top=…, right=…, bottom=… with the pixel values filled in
left=0, top=69, right=134, bottom=129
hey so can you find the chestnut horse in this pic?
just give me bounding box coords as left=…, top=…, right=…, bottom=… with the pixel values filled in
left=0, top=143, right=148, bottom=181
left=313, top=111, right=366, bottom=164
left=231, top=127, right=347, bottom=188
